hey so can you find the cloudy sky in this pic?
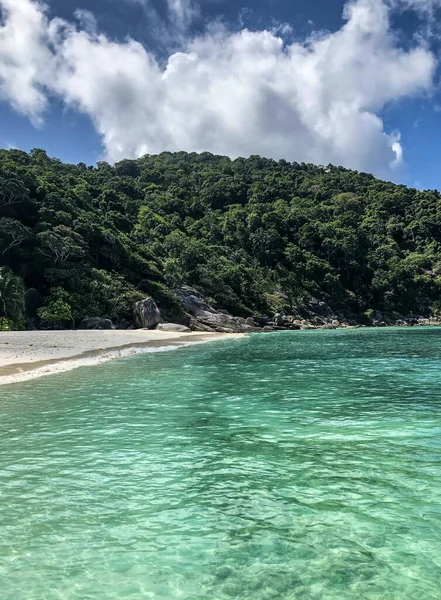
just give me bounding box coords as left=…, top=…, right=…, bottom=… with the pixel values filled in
left=0, top=0, right=441, bottom=188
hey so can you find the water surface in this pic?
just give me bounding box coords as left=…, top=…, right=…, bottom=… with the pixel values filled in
left=1, top=328, right=441, bottom=599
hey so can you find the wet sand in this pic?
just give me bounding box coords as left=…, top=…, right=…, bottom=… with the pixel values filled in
left=0, top=330, right=237, bottom=385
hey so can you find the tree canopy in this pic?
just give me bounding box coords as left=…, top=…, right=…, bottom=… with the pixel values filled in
left=1, top=148, right=440, bottom=327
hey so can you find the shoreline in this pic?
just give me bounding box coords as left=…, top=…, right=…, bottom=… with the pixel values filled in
left=0, top=330, right=240, bottom=386
left=2, top=323, right=440, bottom=387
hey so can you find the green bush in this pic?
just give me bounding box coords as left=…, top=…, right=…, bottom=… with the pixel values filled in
left=0, top=317, right=14, bottom=331
left=0, top=316, right=25, bottom=331
left=38, top=288, right=73, bottom=327
left=360, top=308, right=375, bottom=324
left=0, top=267, right=24, bottom=321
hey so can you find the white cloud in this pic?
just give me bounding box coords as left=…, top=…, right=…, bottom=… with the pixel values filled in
left=0, top=0, right=437, bottom=178
left=391, top=0, right=441, bottom=11
left=0, top=0, right=52, bottom=124
left=120, top=0, right=198, bottom=45
left=73, top=9, right=98, bottom=34
left=167, top=0, right=199, bottom=28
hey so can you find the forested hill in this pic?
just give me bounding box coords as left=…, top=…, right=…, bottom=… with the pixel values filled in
left=1, top=147, right=441, bottom=329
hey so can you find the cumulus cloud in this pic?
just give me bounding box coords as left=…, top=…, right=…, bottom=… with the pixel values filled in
left=0, top=0, right=437, bottom=178
left=0, top=0, right=51, bottom=124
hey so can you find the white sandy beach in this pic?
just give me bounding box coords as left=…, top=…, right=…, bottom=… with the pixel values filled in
left=0, top=330, right=235, bottom=386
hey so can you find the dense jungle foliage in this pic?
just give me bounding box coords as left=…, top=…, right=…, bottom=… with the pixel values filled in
left=1, top=147, right=441, bottom=329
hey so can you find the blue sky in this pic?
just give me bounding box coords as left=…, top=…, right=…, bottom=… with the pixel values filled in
left=1, top=0, right=441, bottom=189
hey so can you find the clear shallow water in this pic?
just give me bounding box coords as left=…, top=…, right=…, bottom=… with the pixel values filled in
left=1, top=329, right=441, bottom=599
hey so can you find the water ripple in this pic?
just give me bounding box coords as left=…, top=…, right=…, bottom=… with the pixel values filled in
left=1, top=328, right=441, bottom=598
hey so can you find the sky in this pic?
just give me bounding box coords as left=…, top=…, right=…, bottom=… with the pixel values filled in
left=0, top=0, right=441, bottom=189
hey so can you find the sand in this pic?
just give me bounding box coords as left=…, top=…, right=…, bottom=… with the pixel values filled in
left=0, top=329, right=236, bottom=386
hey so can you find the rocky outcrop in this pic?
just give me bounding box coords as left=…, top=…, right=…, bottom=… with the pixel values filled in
left=114, top=318, right=132, bottom=330
left=156, top=323, right=191, bottom=332
left=173, top=287, right=340, bottom=333
left=173, top=288, right=304, bottom=333
left=369, top=311, right=441, bottom=328
left=190, top=312, right=260, bottom=333
left=173, top=287, right=216, bottom=316
left=79, top=317, right=113, bottom=330
left=294, top=297, right=337, bottom=322
left=133, top=297, right=162, bottom=329
left=171, top=287, right=441, bottom=333
left=274, top=313, right=284, bottom=326
left=173, top=287, right=261, bottom=333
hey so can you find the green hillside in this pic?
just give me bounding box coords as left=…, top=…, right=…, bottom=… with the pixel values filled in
left=1, top=148, right=441, bottom=329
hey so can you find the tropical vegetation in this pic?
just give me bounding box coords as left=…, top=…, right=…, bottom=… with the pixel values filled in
left=0, top=266, right=25, bottom=330
left=1, top=148, right=441, bottom=329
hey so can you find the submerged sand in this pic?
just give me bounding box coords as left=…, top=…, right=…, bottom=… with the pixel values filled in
left=0, top=330, right=236, bottom=386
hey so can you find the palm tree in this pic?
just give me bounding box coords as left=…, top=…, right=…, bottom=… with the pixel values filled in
left=0, top=267, right=25, bottom=320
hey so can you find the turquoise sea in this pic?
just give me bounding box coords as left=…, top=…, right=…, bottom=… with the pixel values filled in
left=1, top=328, right=441, bottom=599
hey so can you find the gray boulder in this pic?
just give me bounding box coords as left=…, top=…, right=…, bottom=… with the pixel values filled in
left=133, top=297, right=162, bottom=329
left=296, top=297, right=336, bottom=322
left=115, top=318, right=132, bottom=330
left=274, top=313, right=286, bottom=326
left=174, top=286, right=264, bottom=333
left=307, top=298, right=335, bottom=319
left=254, top=315, right=270, bottom=325
left=194, top=311, right=245, bottom=332
left=156, top=323, right=191, bottom=333
left=79, top=317, right=113, bottom=330
left=189, top=319, right=216, bottom=332
left=173, top=287, right=216, bottom=316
